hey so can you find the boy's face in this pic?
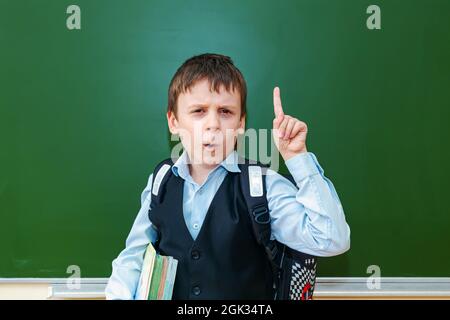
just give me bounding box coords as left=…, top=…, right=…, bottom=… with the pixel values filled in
left=167, top=79, right=245, bottom=168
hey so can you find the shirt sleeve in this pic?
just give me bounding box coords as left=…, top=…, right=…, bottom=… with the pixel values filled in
left=104, top=173, right=158, bottom=300
left=265, top=152, right=351, bottom=257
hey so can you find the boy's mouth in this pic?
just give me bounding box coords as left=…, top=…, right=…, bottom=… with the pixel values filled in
left=203, top=143, right=217, bottom=151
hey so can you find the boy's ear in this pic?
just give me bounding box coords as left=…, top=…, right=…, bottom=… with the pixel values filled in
left=167, top=111, right=179, bottom=135
left=237, top=114, right=246, bottom=135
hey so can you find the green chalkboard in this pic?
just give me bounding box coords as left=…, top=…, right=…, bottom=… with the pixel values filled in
left=1, top=0, right=449, bottom=278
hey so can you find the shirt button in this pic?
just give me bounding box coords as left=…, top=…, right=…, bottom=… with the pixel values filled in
left=191, top=250, right=200, bottom=260
left=192, top=286, right=201, bottom=296
left=193, top=223, right=199, bottom=230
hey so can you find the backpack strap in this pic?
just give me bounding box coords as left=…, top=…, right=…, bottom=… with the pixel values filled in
left=149, top=158, right=174, bottom=210
left=148, top=157, right=174, bottom=250
left=237, top=158, right=282, bottom=293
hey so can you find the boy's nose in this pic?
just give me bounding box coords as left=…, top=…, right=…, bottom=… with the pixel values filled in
left=205, top=111, right=220, bottom=131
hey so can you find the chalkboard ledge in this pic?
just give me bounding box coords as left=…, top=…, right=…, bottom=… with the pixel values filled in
left=1, top=277, right=450, bottom=299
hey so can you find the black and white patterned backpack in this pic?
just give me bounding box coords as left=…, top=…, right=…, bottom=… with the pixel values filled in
left=238, top=157, right=318, bottom=300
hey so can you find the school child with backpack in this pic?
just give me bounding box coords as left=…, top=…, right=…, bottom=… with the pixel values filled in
left=105, top=53, right=351, bottom=300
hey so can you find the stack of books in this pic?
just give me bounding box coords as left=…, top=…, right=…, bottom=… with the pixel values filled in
left=136, top=242, right=178, bottom=300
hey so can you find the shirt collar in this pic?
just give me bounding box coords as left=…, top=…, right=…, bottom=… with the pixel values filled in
left=171, top=149, right=241, bottom=179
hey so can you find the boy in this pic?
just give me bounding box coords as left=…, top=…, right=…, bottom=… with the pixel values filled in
left=105, top=53, right=350, bottom=300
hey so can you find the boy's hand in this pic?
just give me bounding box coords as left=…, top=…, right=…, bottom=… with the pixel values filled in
left=272, top=87, right=308, bottom=161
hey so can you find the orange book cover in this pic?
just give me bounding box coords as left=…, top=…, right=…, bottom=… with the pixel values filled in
left=157, top=256, right=168, bottom=300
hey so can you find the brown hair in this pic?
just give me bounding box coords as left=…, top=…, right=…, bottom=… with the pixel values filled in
left=167, top=53, right=247, bottom=119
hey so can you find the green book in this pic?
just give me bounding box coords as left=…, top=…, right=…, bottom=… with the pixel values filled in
left=148, top=254, right=164, bottom=300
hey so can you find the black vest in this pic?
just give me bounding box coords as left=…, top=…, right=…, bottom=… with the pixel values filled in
left=148, top=161, right=274, bottom=300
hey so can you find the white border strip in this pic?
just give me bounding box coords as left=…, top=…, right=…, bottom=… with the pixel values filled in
left=315, top=277, right=450, bottom=297
left=0, top=278, right=107, bottom=284
left=1, top=277, right=450, bottom=299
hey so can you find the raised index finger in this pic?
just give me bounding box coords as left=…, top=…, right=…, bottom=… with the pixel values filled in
left=273, top=86, right=284, bottom=117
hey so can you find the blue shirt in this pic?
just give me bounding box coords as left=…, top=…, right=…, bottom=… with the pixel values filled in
left=105, top=150, right=350, bottom=299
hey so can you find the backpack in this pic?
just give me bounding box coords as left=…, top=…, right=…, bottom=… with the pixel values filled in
left=237, top=157, right=317, bottom=300
left=149, top=156, right=317, bottom=300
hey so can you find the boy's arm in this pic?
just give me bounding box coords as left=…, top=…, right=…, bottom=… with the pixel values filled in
left=268, top=86, right=350, bottom=256
left=105, top=173, right=158, bottom=300
left=266, top=152, right=351, bottom=257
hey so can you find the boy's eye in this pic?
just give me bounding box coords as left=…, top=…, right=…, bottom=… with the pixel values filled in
left=192, top=109, right=232, bottom=115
